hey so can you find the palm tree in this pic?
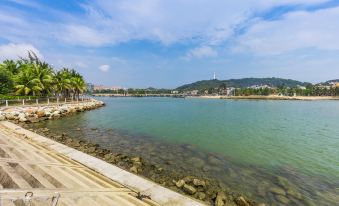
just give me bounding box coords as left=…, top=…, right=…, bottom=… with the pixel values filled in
left=14, top=64, right=40, bottom=95
left=53, top=69, right=72, bottom=97
left=1, top=60, right=20, bottom=74
left=71, top=75, right=87, bottom=98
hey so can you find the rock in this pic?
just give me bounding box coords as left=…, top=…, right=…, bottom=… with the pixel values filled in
left=19, top=117, right=27, bottom=122
left=45, top=111, right=51, bottom=117
left=5, top=113, right=16, bottom=120
left=208, top=155, right=222, bottom=165
left=87, top=146, right=97, bottom=153
left=53, top=110, right=61, bottom=115
left=131, top=157, right=142, bottom=162
left=287, top=188, right=302, bottom=200
left=37, top=110, right=45, bottom=117
left=215, top=191, right=226, bottom=206
left=0, top=115, right=5, bottom=121
left=182, top=176, right=194, bottom=183
left=157, top=167, right=164, bottom=173
left=104, top=153, right=116, bottom=162
left=175, top=179, right=185, bottom=188
left=187, top=157, right=205, bottom=168
left=235, top=196, right=250, bottom=206
left=193, top=178, right=206, bottom=187
left=27, top=117, right=39, bottom=123
left=129, top=165, right=139, bottom=174
left=277, top=176, right=291, bottom=189
left=275, top=195, right=290, bottom=204
left=183, top=184, right=196, bottom=195
left=196, top=192, right=206, bottom=200
left=270, top=187, right=286, bottom=196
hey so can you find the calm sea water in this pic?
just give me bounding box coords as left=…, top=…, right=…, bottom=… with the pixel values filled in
left=34, top=97, right=339, bottom=205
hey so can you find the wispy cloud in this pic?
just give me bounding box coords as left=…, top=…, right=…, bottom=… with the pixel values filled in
left=235, top=6, right=339, bottom=55
left=185, top=46, right=218, bottom=60
left=99, top=64, right=110, bottom=72
left=0, top=43, right=43, bottom=61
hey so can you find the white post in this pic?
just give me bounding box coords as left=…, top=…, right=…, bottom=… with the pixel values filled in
left=36, top=99, right=38, bottom=105
left=22, top=99, right=25, bottom=106
left=65, top=98, right=67, bottom=103
left=82, top=97, right=84, bottom=101
left=57, top=98, right=59, bottom=104
left=71, top=96, right=73, bottom=102
left=47, top=98, right=50, bottom=105
left=6, top=100, right=8, bottom=107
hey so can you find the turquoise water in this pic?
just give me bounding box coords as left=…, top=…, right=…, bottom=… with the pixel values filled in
left=35, top=97, right=339, bottom=205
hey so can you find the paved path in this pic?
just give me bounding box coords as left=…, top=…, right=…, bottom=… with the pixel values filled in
left=0, top=121, right=206, bottom=206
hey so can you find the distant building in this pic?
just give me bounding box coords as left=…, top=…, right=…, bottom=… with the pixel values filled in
left=190, top=90, right=199, bottom=95
left=94, top=85, right=123, bottom=91
left=226, top=87, right=235, bottom=96
left=171, top=90, right=179, bottom=94
left=297, top=85, right=306, bottom=90
left=248, top=85, right=271, bottom=89
left=316, top=85, right=332, bottom=89
left=86, top=83, right=94, bottom=93
left=328, top=81, right=339, bottom=88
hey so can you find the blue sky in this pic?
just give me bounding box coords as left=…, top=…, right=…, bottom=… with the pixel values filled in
left=1, top=0, right=339, bottom=88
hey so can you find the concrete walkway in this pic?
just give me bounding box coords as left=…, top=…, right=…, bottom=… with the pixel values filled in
left=0, top=121, right=206, bottom=206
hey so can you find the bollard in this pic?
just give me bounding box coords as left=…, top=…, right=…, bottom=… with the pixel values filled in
left=82, top=97, right=84, bottom=101
left=65, top=98, right=66, bottom=103
left=23, top=99, right=25, bottom=106
left=47, top=98, right=50, bottom=105
left=36, top=99, right=39, bottom=105
left=57, top=98, right=59, bottom=104
left=6, top=100, right=8, bottom=107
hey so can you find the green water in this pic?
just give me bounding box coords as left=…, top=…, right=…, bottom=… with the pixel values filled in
left=35, top=97, right=339, bottom=205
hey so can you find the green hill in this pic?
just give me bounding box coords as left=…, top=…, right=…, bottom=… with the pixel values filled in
left=176, top=77, right=311, bottom=91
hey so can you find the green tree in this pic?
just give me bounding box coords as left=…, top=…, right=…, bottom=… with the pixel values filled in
left=0, top=66, right=14, bottom=94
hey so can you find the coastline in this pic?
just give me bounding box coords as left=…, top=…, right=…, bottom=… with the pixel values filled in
left=91, top=93, right=339, bottom=100
left=0, top=99, right=260, bottom=206
left=188, top=95, right=339, bottom=100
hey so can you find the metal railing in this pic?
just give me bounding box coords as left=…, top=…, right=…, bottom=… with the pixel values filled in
left=0, top=96, right=93, bottom=109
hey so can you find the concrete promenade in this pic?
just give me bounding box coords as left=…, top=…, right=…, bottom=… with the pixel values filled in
left=0, top=121, right=206, bottom=206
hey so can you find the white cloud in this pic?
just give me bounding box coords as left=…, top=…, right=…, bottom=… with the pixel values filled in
left=99, top=64, right=110, bottom=72
left=186, top=46, right=218, bottom=59
left=0, top=43, right=43, bottom=61
left=236, top=6, right=339, bottom=55
left=81, top=0, right=329, bottom=46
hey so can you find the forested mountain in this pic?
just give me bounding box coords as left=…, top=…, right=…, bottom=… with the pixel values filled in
left=176, top=77, right=311, bottom=91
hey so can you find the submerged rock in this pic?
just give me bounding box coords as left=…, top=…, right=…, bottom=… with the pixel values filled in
left=215, top=191, right=226, bottom=206
left=235, top=196, right=250, bottom=206
left=175, top=179, right=185, bottom=188
left=275, top=194, right=290, bottom=204
left=269, top=187, right=286, bottom=196
left=183, top=184, right=196, bottom=195
left=193, top=178, right=206, bottom=187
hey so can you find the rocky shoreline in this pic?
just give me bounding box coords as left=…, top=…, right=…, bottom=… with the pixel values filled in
left=0, top=100, right=105, bottom=122
left=1, top=99, right=262, bottom=206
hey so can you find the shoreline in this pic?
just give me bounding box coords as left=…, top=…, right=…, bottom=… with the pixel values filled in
left=92, top=93, right=339, bottom=100
left=0, top=100, right=260, bottom=206
left=188, top=95, right=339, bottom=100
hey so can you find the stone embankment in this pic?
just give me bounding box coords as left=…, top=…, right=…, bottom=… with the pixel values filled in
left=0, top=100, right=104, bottom=122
